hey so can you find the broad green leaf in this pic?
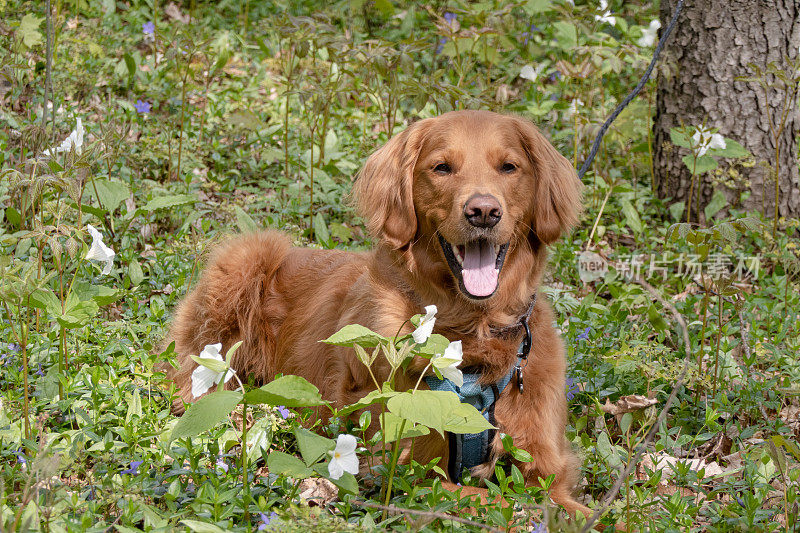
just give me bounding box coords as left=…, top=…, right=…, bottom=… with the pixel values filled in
left=18, top=14, right=44, bottom=48
left=312, top=463, right=359, bottom=495
left=386, top=390, right=464, bottom=437
left=669, top=127, right=691, bottom=149
left=74, top=282, right=119, bottom=306
left=413, top=333, right=451, bottom=357
left=523, top=0, right=552, bottom=14
left=444, top=402, right=494, bottom=434
left=313, top=212, right=332, bottom=248
left=57, top=299, right=99, bottom=329
left=668, top=201, right=685, bottom=222
left=126, top=389, right=142, bottom=424
left=620, top=200, right=643, bottom=233
left=189, top=355, right=228, bottom=374
left=90, top=179, right=130, bottom=212
left=246, top=418, right=272, bottom=462
left=243, top=375, right=325, bottom=407
left=169, top=390, right=242, bottom=442
left=704, top=190, right=728, bottom=220
left=714, top=139, right=750, bottom=158
left=553, top=21, right=577, bottom=49
left=267, top=451, right=314, bottom=478
left=129, top=259, right=145, bottom=286
left=141, top=194, right=197, bottom=213
left=682, top=154, right=718, bottom=174
left=380, top=411, right=430, bottom=444
left=501, top=433, right=534, bottom=462
left=294, top=427, right=334, bottom=466
left=647, top=303, right=668, bottom=332
left=328, top=222, right=352, bottom=243
left=321, top=324, right=388, bottom=348
left=181, top=520, right=227, bottom=533
left=29, top=287, right=63, bottom=317
left=233, top=206, right=259, bottom=234
left=335, top=387, right=399, bottom=417
left=123, top=53, right=136, bottom=80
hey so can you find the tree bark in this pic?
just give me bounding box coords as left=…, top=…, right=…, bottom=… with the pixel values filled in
left=653, top=0, right=800, bottom=222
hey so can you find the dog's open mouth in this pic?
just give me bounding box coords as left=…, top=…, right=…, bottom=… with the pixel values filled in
left=437, top=234, right=510, bottom=299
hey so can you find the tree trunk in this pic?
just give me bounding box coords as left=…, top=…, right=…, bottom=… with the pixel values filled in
left=653, top=0, right=800, bottom=223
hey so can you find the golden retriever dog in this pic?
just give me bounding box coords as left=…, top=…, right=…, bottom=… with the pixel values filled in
left=165, top=110, right=588, bottom=517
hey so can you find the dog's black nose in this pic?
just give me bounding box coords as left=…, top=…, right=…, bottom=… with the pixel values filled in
left=464, top=194, right=502, bottom=228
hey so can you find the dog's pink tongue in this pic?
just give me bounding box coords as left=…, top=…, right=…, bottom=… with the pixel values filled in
left=462, top=241, right=498, bottom=297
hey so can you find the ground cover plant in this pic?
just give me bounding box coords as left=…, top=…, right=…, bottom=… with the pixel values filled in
left=1, top=0, right=798, bottom=531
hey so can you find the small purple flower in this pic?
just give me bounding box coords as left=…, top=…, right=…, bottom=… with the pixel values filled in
left=565, top=377, right=580, bottom=401
left=435, top=37, right=447, bottom=54
left=276, top=406, right=291, bottom=419
left=576, top=326, right=590, bottom=341
left=36, top=364, right=44, bottom=377
left=531, top=522, right=548, bottom=533
left=14, top=448, right=26, bottom=464
left=121, top=460, right=143, bottom=475
left=134, top=100, right=152, bottom=114
left=257, top=512, right=278, bottom=530
left=216, top=457, right=229, bottom=472
left=443, top=12, right=456, bottom=23
left=142, top=21, right=155, bottom=35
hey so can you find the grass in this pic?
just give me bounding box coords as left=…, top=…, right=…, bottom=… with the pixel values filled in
left=0, top=0, right=798, bottom=531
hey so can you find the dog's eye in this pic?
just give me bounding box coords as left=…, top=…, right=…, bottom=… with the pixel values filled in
left=433, top=162, right=452, bottom=174
left=500, top=162, right=517, bottom=173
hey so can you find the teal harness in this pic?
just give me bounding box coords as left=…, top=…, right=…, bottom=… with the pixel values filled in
left=424, top=294, right=535, bottom=482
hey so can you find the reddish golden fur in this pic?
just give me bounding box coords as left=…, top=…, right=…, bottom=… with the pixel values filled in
left=165, top=110, right=588, bottom=516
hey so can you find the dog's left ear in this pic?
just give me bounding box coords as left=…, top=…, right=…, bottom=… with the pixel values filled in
left=512, top=117, right=583, bottom=245
left=352, top=119, right=430, bottom=250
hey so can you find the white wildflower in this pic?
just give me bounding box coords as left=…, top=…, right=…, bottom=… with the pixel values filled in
left=43, top=118, right=84, bottom=157
left=692, top=126, right=726, bottom=157
left=412, top=305, right=437, bottom=344
left=433, top=340, right=464, bottom=387
left=520, top=64, right=545, bottom=83
left=328, top=434, right=359, bottom=480
left=85, top=224, right=115, bottom=275
left=637, top=19, right=662, bottom=47
left=191, top=343, right=236, bottom=398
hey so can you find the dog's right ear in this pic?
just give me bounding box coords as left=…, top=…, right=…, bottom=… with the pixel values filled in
left=352, top=120, right=429, bottom=250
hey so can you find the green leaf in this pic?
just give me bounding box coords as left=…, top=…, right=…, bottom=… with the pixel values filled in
left=294, top=427, right=334, bottom=466
left=669, top=127, right=691, bottom=148
left=704, top=190, right=727, bottom=220
left=90, top=179, right=130, bottom=213
left=312, top=463, right=359, bottom=495
left=321, top=324, right=388, bottom=348
left=18, top=14, right=44, bottom=48
left=181, top=521, right=228, bottom=533
left=443, top=402, right=494, bottom=434
left=413, top=333, right=451, bottom=357
left=189, top=355, right=229, bottom=374
left=335, top=387, right=400, bottom=417
left=57, top=299, right=99, bottom=329
left=129, top=259, right=145, bottom=286
left=243, top=375, right=326, bottom=407
left=126, top=389, right=142, bottom=423
left=267, top=451, right=314, bottom=478
left=169, top=390, right=242, bottom=443
left=714, top=139, right=750, bottom=158
left=380, top=411, right=430, bottom=444
left=501, top=433, right=534, bottom=462
left=387, top=390, right=476, bottom=437
left=29, top=287, right=63, bottom=317
left=141, top=194, right=197, bottom=213
left=682, top=154, right=718, bottom=174
left=74, top=282, right=119, bottom=306
left=620, top=200, right=643, bottom=233
left=668, top=201, right=685, bottom=222
left=553, top=22, right=577, bottom=49
left=233, top=206, right=260, bottom=234
left=313, top=213, right=332, bottom=249
left=123, top=53, right=136, bottom=80
left=523, top=0, right=553, bottom=14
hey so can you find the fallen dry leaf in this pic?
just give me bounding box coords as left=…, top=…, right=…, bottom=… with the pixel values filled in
left=164, top=2, right=189, bottom=23
left=298, top=477, right=338, bottom=506
left=601, top=394, right=658, bottom=415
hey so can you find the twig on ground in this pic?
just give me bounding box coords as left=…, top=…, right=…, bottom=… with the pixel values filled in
left=580, top=277, right=693, bottom=533
left=349, top=499, right=505, bottom=532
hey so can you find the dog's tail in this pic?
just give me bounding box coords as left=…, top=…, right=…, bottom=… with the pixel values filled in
left=163, top=230, right=291, bottom=412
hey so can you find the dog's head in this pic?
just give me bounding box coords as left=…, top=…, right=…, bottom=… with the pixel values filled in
left=354, top=110, right=582, bottom=301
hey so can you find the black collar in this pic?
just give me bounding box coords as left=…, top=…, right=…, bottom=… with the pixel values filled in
left=489, top=292, right=537, bottom=341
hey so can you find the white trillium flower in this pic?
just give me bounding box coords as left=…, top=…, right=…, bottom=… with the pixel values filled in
left=637, top=19, right=662, bottom=47
left=566, top=98, right=584, bottom=118
left=599, top=0, right=608, bottom=9
left=433, top=340, right=464, bottom=387
left=328, top=434, right=359, bottom=480
left=412, top=305, right=437, bottom=344
left=520, top=64, right=545, bottom=83
left=191, top=343, right=236, bottom=398
left=692, top=126, right=726, bottom=157
left=43, top=118, right=84, bottom=157
left=595, top=10, right=616, bottom=25
left=85, top=224, right=116, bottom=275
